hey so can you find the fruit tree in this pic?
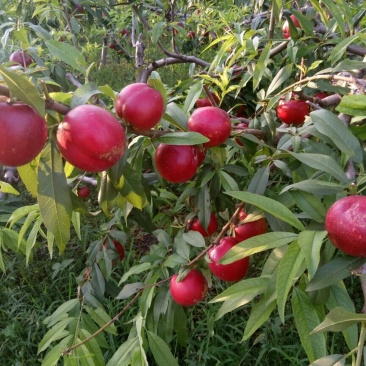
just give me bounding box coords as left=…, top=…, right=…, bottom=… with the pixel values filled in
left=2, top=1, right=366, bottom=365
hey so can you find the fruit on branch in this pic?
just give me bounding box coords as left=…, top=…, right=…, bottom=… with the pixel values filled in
left=154, top=144, right=199, bottom=183
left=314, top=91, right=329, bottom=99
left=276, top=99, right=310, bottom=126
left=187, top=31, right=196, bottom=39
left=115, top=83, right=165, bottom=130
left=325, top=195, right=366, bottom=257
left=109, top=43, right=116, bottom=49
left=188, top=212, right=218, bottom=237
left=170, top=269, right=208, bottom=306
left=282, top=14, right=301, bottom=39
left=77, top=185, right=90, bottom=198
left=194, top=145, right=206, bottom=165
left=0, top=101, right=48, bottom=166
left=196, top=92, right=219, bottom=108
left=103, top=239, right=125, bottom=262
left=9, top=51, right=33, bottom=67
left=120, top=28, right=129, bottom=36
left=208, top=236, right=249, bottom=282
left=187, top=107, right=231, bottom=147
left=56, top=105, right=126, bottom=172
left=234, top=215, right=267, bottom=242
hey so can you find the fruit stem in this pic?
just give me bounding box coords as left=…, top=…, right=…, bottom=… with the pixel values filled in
left=355, top=321, right=366, bottom=366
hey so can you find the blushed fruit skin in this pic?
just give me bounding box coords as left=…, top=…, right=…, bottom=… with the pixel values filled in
left=282, top=14, right=301, bottom=39
left=104, top=239, right=125, bottom=261
left=325, top=195, right=366, bottom=257
left=194, top=145, right=206, bottom=166
left=170, top=269, right=208, bottom=306
left=9, top=51, right=33, bottom=67
left=154, top=144, right=199, bottom=183
left=115, top=83, right=165, bottom=130
left=187, top=106, right=232, bottom=148
left=56, top=105, right=126, bottom=172
left=208, top=236, right=250, bottom=282
left=189, top=212, right=218, bottom=237
left=196, top=93, right=219, bottom=108
left=277, top=99, right=310, bottom=125
left=77, top=186, right=90, bottom=198
left=0, top=102, right=48, bottom=166
left=234, top=217, right=268, bottom=242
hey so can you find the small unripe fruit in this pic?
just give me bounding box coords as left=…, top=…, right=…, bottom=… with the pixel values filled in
left=170, top=269, right=208, bottom=306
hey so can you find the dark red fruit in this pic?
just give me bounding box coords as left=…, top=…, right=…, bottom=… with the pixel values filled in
left=104, top=239, right=125, bottom=262
left=187, top=31, right=196, bottom=39
left=234, top=217, right=268, bottom=242
left=109, top=43, right=116, bottom=49
left=208, top=236, right=250, bottom=282
left=187, top=106, right=232, bottom=148
left=314, top=92, right=329, bottom=99
left=189, top=212, right=218, bottom=237
left=9, top=51, right=33, bottom=67
left=282, top=15, right=301, bottom=39
left=154, top=144, right=199, bottom=183
left=194, top=145, right=206, bottom=165
left=196, top=93, right=219, bottom=108
left=77, top=185, right=90, bottom=198
left=0, top=101, right=47, bottom=166
left=325, top=195, right=366, bottom=257
left=120, top=28, right=129, bottom=36
left=170, top=269, right=208, bottom=306
left=115, top=83, right=165, bottom=130
left=277, top=99, right=310, bottom=126
left=56, top=105, right=126, bottom=172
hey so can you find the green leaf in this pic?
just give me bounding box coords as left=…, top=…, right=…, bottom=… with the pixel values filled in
left=321, top=0, right=346, bottom=37
left=70, top=82, right=102, bottom=109
left=330, top=35, right=357, bottom=65
left=151, top=22, right=166, bottom=44
left=253, top=43, right=271, bottom=90
left=85, top=305, right=118, bottom=335
left=225, top=191, right=305, bottom=231
left=242, top=296, right=276, bottom=341
left=220, top=232, right=298, bottom=264
left=0, top=64, right=45, bottom=116
left=266, top=64, right=293, bottom=97
left=336, top=94, right=366, bottom=116
left=116, top=282, right=144, bottom=300
left=307, top=256, right=366, bottom=292
left=163, top=103, right=188, bottom=130
left=119, top=263, right=152, bottom=284
left=38, top=141, right=72, bottom=253
left=298, top=231, right=328, bottom=279
left=288, top=152, right=349, bottom=183
left=0, top=181, right=19, bottom=195
left=311, top=109, right=363, bottom=163
left=312, top=307, right=366, bottom=333
left=41, top=335, right=72, bottom=366
left=183, top=80, right=203, bottom=113
left=218, top=171, right=239, bottom=191
left=45, top=40, right=87, bottom=75
left=309, top=354, right=345, bottom=366
left=148, top=77, right=167, bottom=109
left=17, top=161, right=39, bottom=197
left=292, top=288, right=327, bottom=363
left=107, top=337, right=139, bottom=366
left=147, top=331, right=179, bottom=366
left=280, top=179, right=348, bottom=196
left=43, top=299, right=80, bottom=327
left=277, top=241, right=305, bottom=323
left=291, top=191, right=327, bottom=223
left=155, top=132, right=209, bottom=145
left=79, top=329, right=106, bottom=366
left=182, top=231, right=206, bottom=248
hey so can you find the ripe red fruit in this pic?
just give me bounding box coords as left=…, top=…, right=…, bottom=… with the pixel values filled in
left=154, top=144, right=198, bottom=183
left=9, top=51, right=33, bottom=67
left=196, top=93, right=219, bottom=108
left=234, top=217, right=268, bottom=242
left=194, top=145, right=206, bottom=166
left=238, top=208, right=247, bottom=221
left=109, top=43, right=116, bottom=49
left=104, top=239, right=125, bottom=262
left=325, top=195, right=366, bottom=257
left=0, top=101, right=48, bottom=166
left=276, top=99, right=310, bottom=126
left=120, top=28, right=129, bottom=36
left=282, top=14, right=301, bottom=39
left=115, top=83, right=164, bottom=130
left=56, top=105, right=126, bottom=172
left=187, top=31, right=196, bottom=39
left=189, top=212, right=218, bottom=237
left=187, top=106, right=232, bottom=148
left=314, top=92, right=329, bottom=99
left=77, top=185, right=90, bottom=198
left=208, top=236, right=250, bottom=282
left=170, top=269, right=208, bottom=306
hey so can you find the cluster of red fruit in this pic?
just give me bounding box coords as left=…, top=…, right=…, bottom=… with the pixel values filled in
left=170, top=209, right=268, bottom=306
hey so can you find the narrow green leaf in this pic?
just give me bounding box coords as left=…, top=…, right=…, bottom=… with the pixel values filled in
left=0, top=181, right=19, bottom=195
left=85, top=305, right=118, bottom=335
left=155, top=132, right=209, bottom=145
left=119, top=263, right=152, bottom=284
left=41, top=335, right=72, bottom=366
left=311, top=109, right=363, bottom=163
left=289, top=152, right=349, bottom=183
left=17, top=161, right=39, bottom=197
left=280, top=179, right=348, bottom=196
left=307, top=256, right=366, bottom=292
left=38, top=141, right=72, bottom=253
left=292, top=288, right=327, bottom=362
left=163, top=103, right=188, bottom=130
left=106, top=337, right=139, bottom=366
left=330, top=35, right=358, bottom=66
left=336, top=94, right=366, bottom=116
left=321, top=0, right=346, bottom=37
left=151, top=22, right=166, bottom=44
left=218, top=171, right=239, bottom=191
left=182, top=231, right=206, bottom=248
left=147, top=331, right=179, bottom=366
left=277, top=241, right=305, bottom=323
left=116, top=282, right=144, bottom=300
left=43, top=299, right=80, bottom=327
left=291, top=191, right=327, bottom=223
left=70, top=82, right=102, bottom=109
left=79, top=329, right=106, bottom=366
left=309, top=354, right=345, bottom=366
left=225, top=191, right=305, bottom=231
left=253, top=43, right=271, bottom=90
left=220, top=232, right=298, bottom=264
left=266, top=64, right=293, bottom=97
left=312, top=307, right=366, bottom=333
left=183, top=80, right=203, bottom=113
left=45, top=40, right=87, bottom=75
left=0, top=64, right=45, bottom=116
